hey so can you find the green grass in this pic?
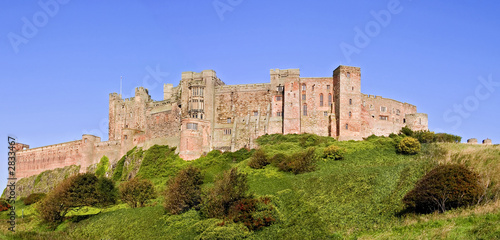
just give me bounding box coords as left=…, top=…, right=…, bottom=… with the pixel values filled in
left=2, top=134, right=499, bottom=239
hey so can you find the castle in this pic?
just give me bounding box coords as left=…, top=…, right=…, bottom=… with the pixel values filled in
left=14, top=65, right=428, bottom=179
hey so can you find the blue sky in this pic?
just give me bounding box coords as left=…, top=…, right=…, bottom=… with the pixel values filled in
left=1, top=1, right=500, bottom=190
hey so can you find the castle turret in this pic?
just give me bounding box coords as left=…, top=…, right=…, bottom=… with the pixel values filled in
left=333, top=65, right=362, bottom=140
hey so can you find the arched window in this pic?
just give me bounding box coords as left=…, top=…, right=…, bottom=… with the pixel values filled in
left=319, top=94, right=324, bottom=107
left=302, top=84, right=306, bottom=91
left=347, top=72, right=351, bottom=78
left=349, top=111, right=352, bottom=118
left=303, top=104, right=307, bottom=116
left=328, top=94, right=332, bottom=106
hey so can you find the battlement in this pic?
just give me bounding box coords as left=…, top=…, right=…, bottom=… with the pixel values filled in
left=270, top=68, right=300, bottom=78
left=216, top=83, right=270, bottom=93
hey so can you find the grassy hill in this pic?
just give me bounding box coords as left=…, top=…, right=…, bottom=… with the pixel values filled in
left=1, top=134, right=499, bottom=239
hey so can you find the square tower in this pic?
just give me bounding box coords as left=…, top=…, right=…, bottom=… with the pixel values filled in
left=333, top=66, right=362, bottom=140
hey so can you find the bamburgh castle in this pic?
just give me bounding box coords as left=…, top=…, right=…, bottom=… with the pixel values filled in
left=14, top=65, right=428, bottom=179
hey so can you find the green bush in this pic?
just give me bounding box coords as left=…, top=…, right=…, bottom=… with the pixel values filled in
left=96, top=177, right=118, bottom=208
left=201, top=168, right=249, bottom=218
left=323, top=145, right=346, bottom=160
left=277, top=147, right=317, bottom=174
left=400, top=126, right=414, bottom=136
left=397, top=137, right=421, bottom=155
left=23, top=193, right=46, bottom=205
left=248, top=149, right=270, bottom=169
left=95, top=155, right=109, bottom=177
left=119, top=178, right=156, bottom=208
left=164, top=166, right=203, bottom=215
left=403, top=164, right=484, bottom=213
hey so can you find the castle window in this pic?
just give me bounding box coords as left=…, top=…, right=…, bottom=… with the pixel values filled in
left=302, top=94, right=306, bottom=101
left=403, top=118, right=406, bottom=123
left=187, top=123, right=198, bottom=130
left=419, top=118, right=422, bottom=124
left=253, top=111, right=258, bottom=116
left=372, top=115, right=375, bottom=118
left=363, top=101, right=366, bottom=107
left=303, top=104, right=307, bottom=116
left=347, top=72, right=351, bottom=78
left=223, top=129, right=232, bottom=135
left=352, top=87, right=354, bottom=91
left=345, top=124, right=349, bottom=130
left=349, top=99, right=352, bottom=105
left=380, top=116, right=388, bottom=121
left=320, top=94, right=324, bottom=106
left=396, top=109, right=401, bottom=116
left=276, top=96, right=282, bottom=101
left=312, top=85, right=315, bottom=91
left=124, top=135, right=128, bottom=140
left=324, top=111, right=328, bottom=116
left=302, top=84, right=306, bottom=91
left=349, top=111, right=352, bottom=118
left=328, top=94, right=332, bottom=106
left=227, top=118, right=232, bottom=123
left=327, top=85, right=330, bottom=90
left=84, top=139, right=87, bottom=143
left=277, top=111, right=282, bottom=117
left=381, top=106, right=387, bottom=112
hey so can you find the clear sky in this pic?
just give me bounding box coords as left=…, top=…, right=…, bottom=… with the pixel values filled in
left=1, top=1, right=499, bottom=190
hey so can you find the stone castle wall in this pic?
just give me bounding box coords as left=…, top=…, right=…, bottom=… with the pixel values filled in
left=14, top=65, right=429, bottom=179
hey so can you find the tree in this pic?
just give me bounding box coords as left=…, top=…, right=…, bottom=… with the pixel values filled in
left=37, top=173, right=118, bottom=223
left=164, top=166, right=203, bottom=214
left=119, top=177, right=156, bottom=208
left=201, top=168, right=249, bottom=218
left=403, top=164, right=484, bottom=213
left=397, top=137, right=421, bottom=155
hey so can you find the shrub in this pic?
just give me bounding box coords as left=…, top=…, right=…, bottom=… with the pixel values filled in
left=270, top=153, right=288, bottom=166
left=248, top=149, right=270, bottom=169
left=434, top=133, right=462, bottom=143
left=0, top=200, right=11, bottom=212
left=416, top=131, right=435, bottom=143
left=403, top=164, right=484, bottom=213
left=397, top=137, right=421, bottom=155
left=119, top=177, right=156, bottom=208
left=400, top=126, right=414, bottom=136
left=278, top=147, right=317, bottom=174
left=96, top=177, right=118, bottom=207
left=37, top=173, right=117, bottom=223
left=164, top=166, right=203, bottom=215
left=23, top=193, right=46, bottom=205
left=228, top=197, right=276, bottom=231
left=323, top=145, right=346, bottom=160
left=201, top=168, right=249, bottom=218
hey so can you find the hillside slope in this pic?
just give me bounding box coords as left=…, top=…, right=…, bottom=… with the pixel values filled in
left=1, top=134, right=499, bottom=239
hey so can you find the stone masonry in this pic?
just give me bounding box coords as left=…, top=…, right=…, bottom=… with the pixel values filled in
left=14, top=65, right=428, bottom=179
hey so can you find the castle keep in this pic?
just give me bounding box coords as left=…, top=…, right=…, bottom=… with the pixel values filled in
left=14, top=65, right=428, bottom=179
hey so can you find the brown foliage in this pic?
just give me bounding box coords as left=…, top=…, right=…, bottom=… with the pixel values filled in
left=277, top=147, right=317, bottom=174
left=119, top=177, right=156, bottom=208
left=201, top=168, right=248, bottom=218
left=403, top=164, right=484, bottom=213
left=164, top=166, right=203, bottom=214
left=248, top=149, right=270, bottom=169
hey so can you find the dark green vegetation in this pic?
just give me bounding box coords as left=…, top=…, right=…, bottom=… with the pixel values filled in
left=403, top=164, right=484, bottom=213
left=164, top=166, right=203, bottom=215
left=2, top=133, right=500, bottom=239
